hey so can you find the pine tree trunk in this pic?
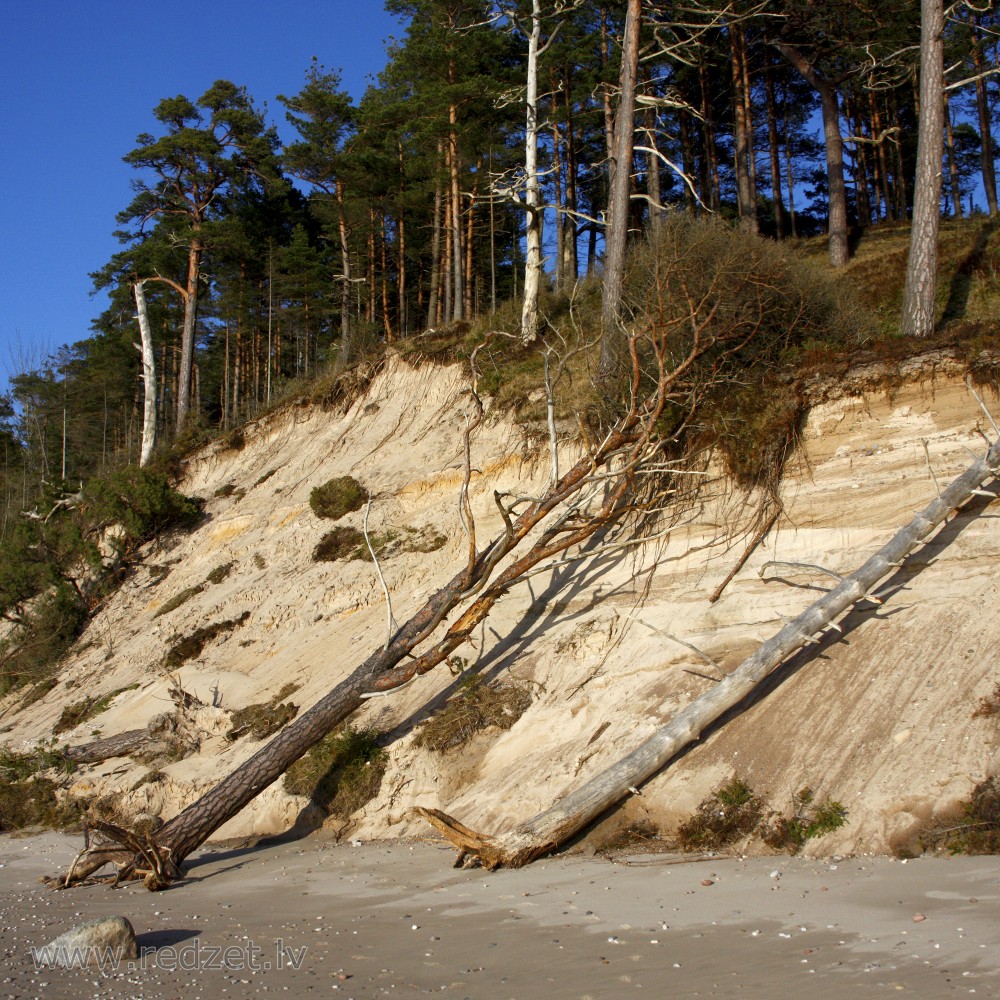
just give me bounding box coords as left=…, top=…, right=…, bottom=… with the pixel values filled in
left=731, top=24, right=757, bottom=232
left=972, top=23, right=999, bottom=217
left=521, top=0, right=543, bottom=344
left=764, top=62, right=786, bottom=237
left=175, top=240, right=202, bottom=431
left=777, top=43, right=849, bottom=266
left=428, top=141, right=444, bottom=327
left=945, top=90, right=963, bottom=218
left=901, top=0, right=945, bottom=339
left=598, top=0, right=641, bottom=378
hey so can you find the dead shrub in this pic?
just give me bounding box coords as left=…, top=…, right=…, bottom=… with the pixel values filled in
left=920, top=777, right=1000, bottom=854
left=284, top=726, right=386, bottom=819
left=675, top=777, right=766, bottom=851
left=973, top=682, right=1000, bottom=719
left=413, top=677, right=532, bottom=753
left=593, top=820, right=666, bottom=855
left=313, top=527, right=367, bottom=562
left=309, top=476, right=369, bottom=520
left=227, top=683, right=300, bottom=742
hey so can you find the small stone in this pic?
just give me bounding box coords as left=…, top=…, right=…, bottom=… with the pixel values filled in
left=912, top=913, right=926, bottom=923
left=701, top=879, right=714, bottom=887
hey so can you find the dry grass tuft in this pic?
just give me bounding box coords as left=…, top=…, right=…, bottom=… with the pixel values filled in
left=226, top=683, right=300, bottom=742
left=413, top=677, right=532, bottom=752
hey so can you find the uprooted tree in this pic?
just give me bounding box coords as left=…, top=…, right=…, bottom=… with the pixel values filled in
left=49, top=217, right=871, bottom=890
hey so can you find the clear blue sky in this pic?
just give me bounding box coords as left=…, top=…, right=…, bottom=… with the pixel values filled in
left=0, top=0, right=400, bottom=396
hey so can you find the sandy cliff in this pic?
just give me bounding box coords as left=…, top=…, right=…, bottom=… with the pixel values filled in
left=2, top=354, right=998, bottom=857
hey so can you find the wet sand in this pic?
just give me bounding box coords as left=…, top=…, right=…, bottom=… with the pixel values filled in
left=1, top=832, right=997, bottom=998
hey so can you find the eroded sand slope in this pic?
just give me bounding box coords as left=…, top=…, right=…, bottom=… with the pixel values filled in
left=2, top=355, right=997, bottom=856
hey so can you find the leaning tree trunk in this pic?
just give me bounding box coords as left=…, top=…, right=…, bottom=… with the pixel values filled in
left=133, top=281, right=157, bottom=467
left=418, top=431, right=1000, bottom=869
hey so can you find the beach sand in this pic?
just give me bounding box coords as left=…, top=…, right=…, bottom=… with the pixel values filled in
left=1, top=832, right=997, bottom=998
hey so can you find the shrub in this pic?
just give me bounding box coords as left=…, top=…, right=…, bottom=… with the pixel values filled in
left=676, top=777, right=767, bottom=851
left=284, top=726, right=387, bottom=819
left=0, top=584, right=89, bottom=694
left=153, top=584, right=205, bottom=619
left=85, top=467, right=202, bottom=546
left=205, top=562, right=235, bottom=585
left=309, top=476, right=369, bottom=520
left=53, top=684, right=139, bottom=736
left=413, top=676, right=532, bottom=752
left=920, top=777, right=1000, bottom=854
left=763, top=787, right=848, bottom=853
left=0, top=776, right=85, bottom=832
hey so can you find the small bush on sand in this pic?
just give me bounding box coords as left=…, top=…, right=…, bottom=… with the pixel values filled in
left=312, top=527, right=368, bottom=562
left=762, top=787, right=848, bottom=853
left=53, top=685, right=139, bottom=736
left=413, top=676, right=532, bottom=752
left=920, top=777, right=1000, bottom=854
left=309, top=476, right=369, bottom=520
left=0, top=747, right=81, bottom=832
left=153, top=584, right=205, bottom=619
left=676, top=777, right=767, bottom=851
left=162, top=612, right=251, bottom=670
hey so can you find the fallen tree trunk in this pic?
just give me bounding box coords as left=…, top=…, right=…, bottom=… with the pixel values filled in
left=65, top=730, right=153, bottom=765
left=417, top=434, right=1000, bottom=869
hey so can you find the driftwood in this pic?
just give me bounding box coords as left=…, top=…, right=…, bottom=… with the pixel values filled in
left=416, top=434, right=1000, bottom=869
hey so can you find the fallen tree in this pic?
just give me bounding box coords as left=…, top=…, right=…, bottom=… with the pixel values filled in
left=416, top=428, right=1000, bottom=868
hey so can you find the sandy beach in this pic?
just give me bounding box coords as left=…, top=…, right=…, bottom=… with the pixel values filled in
left=1, top=832, right=997, bottom=998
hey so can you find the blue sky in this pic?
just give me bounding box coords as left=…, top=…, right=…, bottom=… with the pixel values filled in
left=0, top=1, right=400, bottom=396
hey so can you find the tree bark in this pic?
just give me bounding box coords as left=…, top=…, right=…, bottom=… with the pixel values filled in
left=336, top=181, right=352, bottom=362
left=133, top=282, right=157, bottom=467
left=944, top=90, right=963, bottom=218
left=901, top=0, right=945, bottom=339
left=598, top=0, right=642, bottom=378
left=418, top=431, right=1000, bottom=869
left=730, top=24, right=757, bottom=232
left=175, top=239, right=202, bottom=431
left=522, top=0, right=547, bottom=341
